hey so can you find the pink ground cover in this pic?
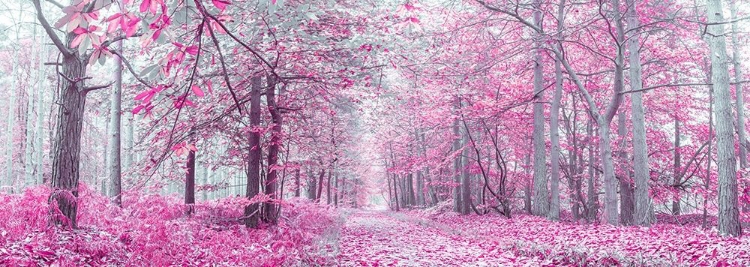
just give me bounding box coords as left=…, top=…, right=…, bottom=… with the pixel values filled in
left=0, top=185, right=341, bottom=266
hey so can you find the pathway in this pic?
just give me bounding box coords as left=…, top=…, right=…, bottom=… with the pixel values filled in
left=334, top=210, right=536, bottom=266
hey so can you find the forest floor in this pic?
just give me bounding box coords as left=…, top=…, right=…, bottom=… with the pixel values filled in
left=334, top=209, right=541, bottom=266
left=329, top=207, right=750, bottom=266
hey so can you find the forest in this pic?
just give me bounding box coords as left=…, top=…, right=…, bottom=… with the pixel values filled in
left=0, top=0, right=749, bottom=265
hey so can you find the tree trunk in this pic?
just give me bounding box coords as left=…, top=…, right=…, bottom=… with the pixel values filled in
left=244, top=76, right=262, bottom=228
left=264, top=75, right=280, bottom=224
left=618, top=110, right=634, bottom=226
left=707, top=0, right=742, bottom=236
left=627, top=0, right=652, bottom=226
left=703, top=65, right=713, bottom=229
left=392, top=175, right=400, bottom=211
left=327, top=168, right=333, bottom=205
left=316, top=168, right=325, bottom=202
left=453, top=97, right=462, bottom=212
left=730, top=0, right=747, bottom=169
left=294, top=168, right=301, bottom=198
left=49, top=52, right=88, bottom=228
left=673, top=118, right=682, bottom=215
left=4, top=37, right=19, bottom=192
left=548, top=0, right=565, bottom=221
left=185, top=144, right=196, bottom=215
left=531, top=0, right=548, bottom=217
left=107, top=37, right=123, bottom=207
left=587, top=122, right=599, bottom=222
left=460, top=127, right=471, bottom=215
left=35, top=45, right=47, bottom=186
left=334, top=171, right=339, bottom=206
left=524, top=153, right=532, bottom=214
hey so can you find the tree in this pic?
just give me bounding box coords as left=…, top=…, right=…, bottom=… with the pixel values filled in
left=244, top=76, right=262, bottom=228
left=626, top=0, right=653, bottom=227
left=530, top=0, right=548, bottom=217
left=706, top=0, right=742, bottom=237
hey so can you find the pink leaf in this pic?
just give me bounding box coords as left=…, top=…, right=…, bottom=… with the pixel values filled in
left=139, top=0, right=150, bottom=13
left=212, top=0, right=231, bottom=11
left=192, top=85, right=204, bottom=97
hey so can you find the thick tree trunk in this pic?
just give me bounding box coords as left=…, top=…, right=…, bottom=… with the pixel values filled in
left=707, top=0, right=742, bottom=236
left=627, top=0, right=652, bottom=226
left=531, top=0, right=548, bottom=217
left=264, top=75, right=280, bottom=224
left=599, top=119, right=619, bottom=225
left=244, top=77, right=262, bottom=228
left=618, top=110, right=634, bottom=226
left=548, top=0, right=565, bottom=221
left=50, top=53, right=87, bottom=228
left=107, top=38, right=123, bottom=207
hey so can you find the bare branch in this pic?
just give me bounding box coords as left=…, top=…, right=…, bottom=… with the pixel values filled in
left=110, top=49, right=154, bottom=88
left=81, top=81, right=115, bottom=94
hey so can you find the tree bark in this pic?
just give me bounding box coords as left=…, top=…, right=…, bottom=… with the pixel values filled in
left=730, top=0, right=747, bottom=169
left=316, top=168, right=325, bottom=202
left=294, top=168, right=301, bottom=197
left=707, top=0, right=742, bottom=236
left=453, top=96, right=462, bottom=212
left=244, top=76, right=262, bottom=228
left=618, top=110, right=634, bottom=226
left=107, top=36, right=123, bottom=207
left=460, top=126, right=471, bottom=215
left=548, top=0, right=565, bottom=221
left=673, top=118, right=682, bottom=215
left=627, top=0, right=652, bottom=226
left=264, top=75, right=280, bottom=224
left=531, top=0, right=548, bottom=217
left=327, top=168, right=333, bottom=205
left=587, top=122, right=599, bottom=222
left=185, top=143, right=196, bottom=215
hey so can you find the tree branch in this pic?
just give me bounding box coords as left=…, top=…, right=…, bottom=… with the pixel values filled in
left=110, top=49, right=154, bottom=88
left=32, top=0, right=72, bottom=57
left=206, top=21, right=243, bottom=114
left=81, top=81, right=115, bottom=94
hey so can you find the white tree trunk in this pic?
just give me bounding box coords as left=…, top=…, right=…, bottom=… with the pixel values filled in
left=627, top=0, right=652, bottom=226
left=4, top=43, right=19, bottom=192
left=25, top=28, right=39, bottom=188
left=706, top=0, right=742, bottom=236
left=35, top=45, right=47, bottom=185
left=107, top=37, right=123, bottom=206
left=548, top=0, right=565, bottom=221
left=729, top=0, right=747, bottom=168
left=531, top=0, right=548, bottom=216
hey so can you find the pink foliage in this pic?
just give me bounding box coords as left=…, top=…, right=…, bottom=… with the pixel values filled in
left=0, top=185, right=341, bottom=266
left=425, top=212, right=750, bottom=265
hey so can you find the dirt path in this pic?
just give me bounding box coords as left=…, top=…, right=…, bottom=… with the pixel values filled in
left=334, top=210, right=536, bottom=266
